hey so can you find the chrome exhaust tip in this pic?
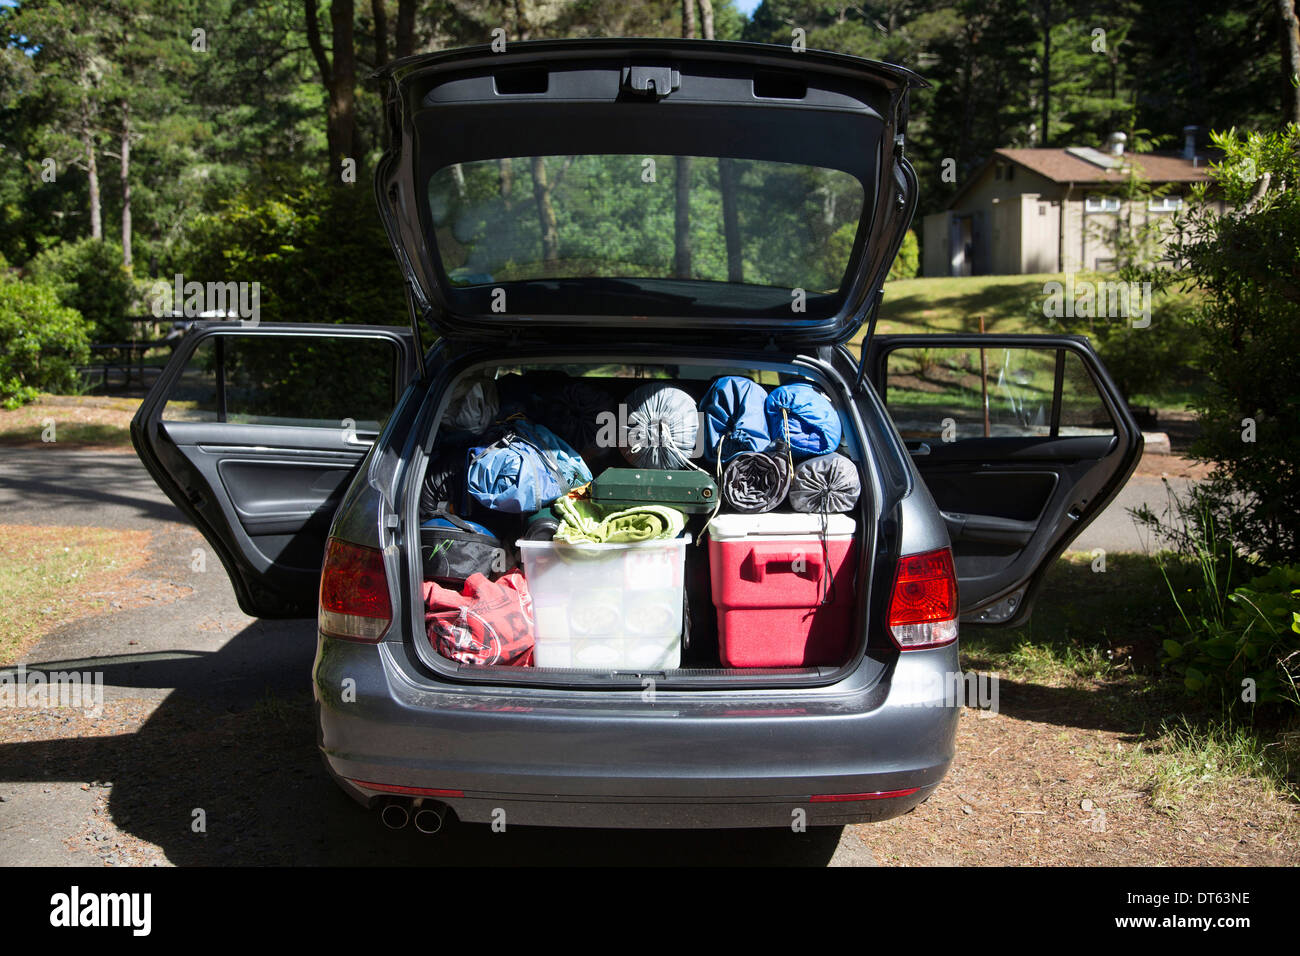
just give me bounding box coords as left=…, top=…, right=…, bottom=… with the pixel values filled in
left=412, top=806, right=444, bottom=834
left=380, top=800, right=410, bottom=830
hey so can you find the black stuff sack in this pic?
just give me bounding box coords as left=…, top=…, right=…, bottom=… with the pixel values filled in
left=420, top=513, right=516, bottom=584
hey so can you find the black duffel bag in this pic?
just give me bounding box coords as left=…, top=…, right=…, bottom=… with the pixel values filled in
left=419, top=512, right=516, bottom=584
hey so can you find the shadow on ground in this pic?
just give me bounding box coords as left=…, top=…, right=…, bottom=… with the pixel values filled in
left=0, top=622, right=845, bottom=866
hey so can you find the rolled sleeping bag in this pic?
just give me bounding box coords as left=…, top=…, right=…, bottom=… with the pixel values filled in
left=766, top=383, right=842, bottom=460
left=444, top=373, right=500, bottom=435
left=495, top=370, right=571, bottom=420
left=621, top=382, right=700, bottom=469
left=721, top=450, right=791, bottom=514
left=699, top=376, right=771, bottom=464
left=788, top=453, right=861, bottom=514
left=546, top=380, right=614, bottom=456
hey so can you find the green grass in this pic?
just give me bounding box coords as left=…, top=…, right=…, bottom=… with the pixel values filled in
left=962, top=550, right=1300, bottom=805
left=0, top=525, right=150, bottom=664
left=858, top=274, right=1206, bottom=414
left=961, top=551, right=1172, bottom=688
left=1141, top=716, right=1300, bottom=811
left=865, top=273, right=1065, bottom=342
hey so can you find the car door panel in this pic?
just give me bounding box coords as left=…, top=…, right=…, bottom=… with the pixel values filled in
left=133, top=323, right=417, bottom=619
left=866, top=333, right=1141, bottom=625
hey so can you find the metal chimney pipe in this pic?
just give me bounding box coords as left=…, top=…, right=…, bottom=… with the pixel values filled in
left=1183, top=125, right=1198, bottom=161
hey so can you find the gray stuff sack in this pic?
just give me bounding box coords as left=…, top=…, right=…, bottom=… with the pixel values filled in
left=788, top=453, right=861, bottom=514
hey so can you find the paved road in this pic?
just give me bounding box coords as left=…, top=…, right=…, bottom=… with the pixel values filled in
left=0, top=446, right=1187, bottom=865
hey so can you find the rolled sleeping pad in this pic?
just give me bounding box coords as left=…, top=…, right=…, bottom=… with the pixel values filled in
left=721, top=449, right=792, bottom=514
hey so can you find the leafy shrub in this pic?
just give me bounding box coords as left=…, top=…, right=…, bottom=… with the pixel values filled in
left=1138, top=488, right=1300, bottom=709
left=1161, top=563, right=1300, bottom=709
left=26, top=238, right=135, bottom=342
left=180, top=175, right=407, bottom=326
left=1086, top=292, right=1201, bottom=404
left=887, top=228, right=919, bottom=282
left=825, top=225, right=917, bottom=285
left=0, top=273, right=90, bottom=408
left=1165, top=126, right=1300, bottom=564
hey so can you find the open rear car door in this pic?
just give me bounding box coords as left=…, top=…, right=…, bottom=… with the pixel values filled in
left=132, top=323, right=418, bottom=618
left=864, top=333, right=1142, bottom=625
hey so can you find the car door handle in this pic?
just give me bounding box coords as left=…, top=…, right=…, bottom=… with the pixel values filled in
left=940, top=511, right=1036, bottom=547
left=907, top=441, right=931, bottom=457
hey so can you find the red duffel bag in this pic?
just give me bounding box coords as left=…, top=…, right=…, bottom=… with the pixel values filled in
left=422, top=571, right=535, bottom=666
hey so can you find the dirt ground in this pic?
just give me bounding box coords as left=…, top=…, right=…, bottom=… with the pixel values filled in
left=2, top=526, right=1295, bottom=866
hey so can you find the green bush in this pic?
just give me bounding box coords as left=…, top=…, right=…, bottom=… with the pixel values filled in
left=26, top=238, right=135, bottom=342
left=1162, top=563, right=1300, bottom=709
left=1166, top=126, right=1300, bottom=563
left=180, top=174, right=407, bottom=326
left=1085, top=291, right=1201, bottom=404
left=0, top=273, right=91, bottom=408
left=825, top=225, right=917, bottom=286
left=1138, top=488, right=1300, bottom=710
left=887, top=228, right=919, bottom=282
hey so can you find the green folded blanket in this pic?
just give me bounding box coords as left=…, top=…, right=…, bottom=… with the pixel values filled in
left=553, top=497, right=685, bottom=544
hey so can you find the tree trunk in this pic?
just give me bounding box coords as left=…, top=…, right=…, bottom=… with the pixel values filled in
left=329, top=0, right=357, bottom=168
left=372, top=0, right=389, bottom=65
left=674, top=157, right=693, bottom=279
left=674, top=0, right=695, bottom=281
left=700, top=0, right=736, bottom=279
left=698, top=0, right=714, bottom=40
left=395, top=0, right=415, bottom=58
left=499, top=159, right=514, bottom=213
left=1039, top=0, right=1052, bottom=147
left=1279, top=0, right=1300, bottom=125
left=120, top=103, right=131, bottom=268
left=78, top=74, right=102, bottom=241
left=305, top=0, right=358, bottom=177
left=531, top=157, right=559, bottom=270
left=83, top=121, right=102, bottom=241
left=719, top=158, right=742, bottom=282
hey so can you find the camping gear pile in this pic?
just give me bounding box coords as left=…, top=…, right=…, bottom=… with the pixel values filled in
left=418, top=370, right=864, bottom=670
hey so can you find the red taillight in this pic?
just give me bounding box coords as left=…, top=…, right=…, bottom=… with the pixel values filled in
left=319, top=538, right=391, bottom=643
left=887, top=547, right=958, bottom=649
left=349, top=779, right=464, bottom=798
left=810, top=788, right=920, bottom=802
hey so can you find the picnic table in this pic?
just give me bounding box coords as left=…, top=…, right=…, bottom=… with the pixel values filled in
left=78, top=317, right=182, bottom=392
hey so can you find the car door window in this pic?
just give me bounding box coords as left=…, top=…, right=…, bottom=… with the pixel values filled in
left=162, top=333, right=401, bottom=431
left=882, top=346, right=1115, bottom=442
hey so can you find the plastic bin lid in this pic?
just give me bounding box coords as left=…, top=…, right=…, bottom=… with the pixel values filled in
left=707, top=512, right=856, bottom=541
left=516, top=534, right=691, bottom=551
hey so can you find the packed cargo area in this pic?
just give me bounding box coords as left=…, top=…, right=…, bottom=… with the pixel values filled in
left=407, top=357, right=878, bottom=685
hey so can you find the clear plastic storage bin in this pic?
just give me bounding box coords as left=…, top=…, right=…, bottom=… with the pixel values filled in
left=517, top=536, right=689, bottom=670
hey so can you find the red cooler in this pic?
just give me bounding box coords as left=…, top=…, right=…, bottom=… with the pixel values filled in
left=707, top=513, right=858, bottom=667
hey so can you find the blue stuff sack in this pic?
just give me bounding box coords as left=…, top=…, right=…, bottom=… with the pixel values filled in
left=467, top=420, right=592, bottom=514
left=766, top=383, right=842, bottom=459
left=700, top=376, right=771, bottom=464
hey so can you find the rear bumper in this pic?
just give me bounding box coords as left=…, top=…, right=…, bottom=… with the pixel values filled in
left=313, top=637, right=961, bottom=829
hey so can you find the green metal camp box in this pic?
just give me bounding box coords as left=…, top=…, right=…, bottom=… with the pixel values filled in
left=590, top=468, right=718, bottom=513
